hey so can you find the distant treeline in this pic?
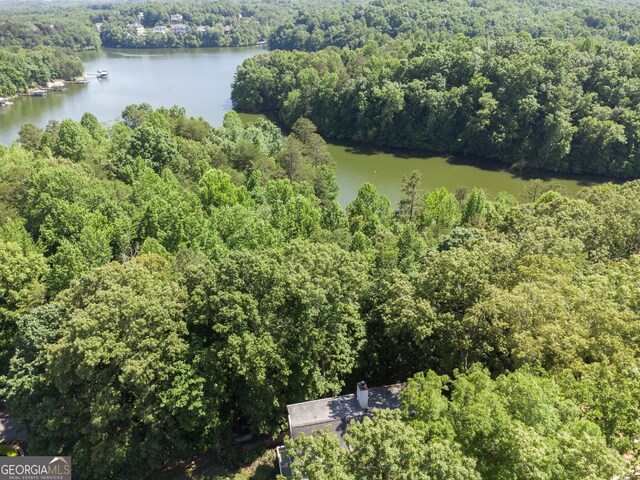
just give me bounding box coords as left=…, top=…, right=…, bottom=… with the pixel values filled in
left=5, top=0, right=640, bottom=51
left=0, top=5, right=100, bottom=50
left=0, top=46, right=84, bottom=97
left=233, top=35, right=640, bottom=177
left=268, top=0, right=640, bottom=51
left=96, top=1, right=274, bottom=48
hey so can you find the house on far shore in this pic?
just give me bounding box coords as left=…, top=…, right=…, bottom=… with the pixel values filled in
left=46, top=81, right=65, bottom=91
left=224, top=25, right=233, bottom=34
left=154, top=25, right=167, bottom=35
left=137, top=11, right=145, bottom=22
left=170, top=13, right=183, bottom=23
left=127, top=23, right=145, bottom=36
left=170, top=23, right=189, bottom=35
left=277, top=381, right=404, bottom=477
left=196, top=26, right=207, bottom=33
left=94, top=22, right=102, bottom=33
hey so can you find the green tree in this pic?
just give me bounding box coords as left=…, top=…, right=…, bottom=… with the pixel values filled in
left=5, top=257, right=211, bottom=479
left=419, top=187, right=460, bottom=233
left=54, top=118, right=90, bottom=163
left=127, top=124, right=179, bottom=173
left=397, top=170, right=422, bottom=222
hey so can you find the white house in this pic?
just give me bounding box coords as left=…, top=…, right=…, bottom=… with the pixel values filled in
left=127, top=23, right=145, bottom=36
left=153, top=25, right=167, bottom=35
left=170, top=23, right=189, bottom=35
left=170, top=13, right=183, bottom=23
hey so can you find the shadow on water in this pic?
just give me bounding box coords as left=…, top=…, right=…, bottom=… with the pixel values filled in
left=334, top=138, right=623, bottom=188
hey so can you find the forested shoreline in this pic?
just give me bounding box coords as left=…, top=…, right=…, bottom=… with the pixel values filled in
left=5, top=0, right=640, bottom=51
left=1, top=0, right=640, bottom=478
left=232, top=35, right=640, bottom=178
left=0, top=106, right=639, bottom=478
left=0, top=46, right=84, bottom=97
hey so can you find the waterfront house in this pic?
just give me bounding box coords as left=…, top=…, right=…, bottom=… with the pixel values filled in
left=170, top=14, right=183, bottom=23
left=196, top=26, right=207, bottom=33
left=137, top=11, right=145, bottom=22
left=224, top=25, right=233, bottom=34
left=154, top=25, right=167, bottom=35
left=46, top=81, right=65, bottom=91
left=277, top=381, right=404, bottom=477
left=170, top=23, right=189, bottom=35
left=127, top=23, right=145, bottom=36
left=94, top=22, right=102, bottom=33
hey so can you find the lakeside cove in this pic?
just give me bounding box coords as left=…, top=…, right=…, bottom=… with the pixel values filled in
left=0, top=46, right=616, bottom=205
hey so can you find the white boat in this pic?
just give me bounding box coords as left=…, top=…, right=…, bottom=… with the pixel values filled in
left=97, top=70, right=110, bottom=79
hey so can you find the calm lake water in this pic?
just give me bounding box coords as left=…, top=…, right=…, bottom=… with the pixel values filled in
left=0, top=47, right=264, bottom=144
left=0, top=47, right=611, bottom=205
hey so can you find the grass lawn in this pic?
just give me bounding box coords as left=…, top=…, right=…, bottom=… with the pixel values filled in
left=160, top=448, right=278, bottom=480
left=0, top=445, right=19, bottom=456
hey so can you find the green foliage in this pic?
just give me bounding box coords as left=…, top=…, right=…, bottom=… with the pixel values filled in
left=282, top=367, right=622, bottom=480
left=0, top=103, right=639, bottom=478
left=5, top=258, right=210, bottom=479
left=0, top=46, right=83, bottom=97
left=233, top=36, right=640, bottom=177
left=187, top=241, right=367, bottom=434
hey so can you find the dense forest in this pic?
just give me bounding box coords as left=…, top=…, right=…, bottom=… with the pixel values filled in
left=5, top=0, right=640, bottom=51
left=0, top=106, right=639, bottom=478
left=2, top=0, right=640, bottom=478
left=232, top=35, right=640, bottom=177
left=0, top=3, right=100, bottom=50
left=0, top=46, right=84, bottom=97
left=96, top=1, right=275, bottom=48
left=268, top=0, right=640, bottom=51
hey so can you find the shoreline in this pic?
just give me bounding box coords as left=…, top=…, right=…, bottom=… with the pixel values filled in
left=1, top=76, right=89, bottom=103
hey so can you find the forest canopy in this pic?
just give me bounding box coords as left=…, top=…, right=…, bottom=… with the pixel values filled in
left=0, top=106, right=639, bottom=478
left=232, top=35, right=640, bottom=177
left=1, top=0, right=640, bottom=478
left=0, top=46, right=84, bottom=97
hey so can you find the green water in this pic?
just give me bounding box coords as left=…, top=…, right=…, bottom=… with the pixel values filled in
left=0, top=49, right=613, bottom=205
left=239, top=113, right=609, bottom=205
left=328, top=142, right=608, bottom=205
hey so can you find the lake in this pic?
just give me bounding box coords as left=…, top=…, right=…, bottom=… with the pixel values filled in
left=0, top=47, right=610, bottom=205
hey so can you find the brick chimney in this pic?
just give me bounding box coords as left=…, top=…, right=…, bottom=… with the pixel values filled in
left=357, top=381, right=369, bottom=409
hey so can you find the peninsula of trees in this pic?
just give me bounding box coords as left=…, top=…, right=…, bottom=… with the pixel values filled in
left=0, top=46, right=84, bottom=97
left=232, top=35, right=640, bottom=177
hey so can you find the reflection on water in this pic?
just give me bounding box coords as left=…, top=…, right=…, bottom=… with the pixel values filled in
left=332, top=141, right=616, bottom=205
left=0, top=46, right=264, bottom=145
left=0, top=48, right=616, bottom=204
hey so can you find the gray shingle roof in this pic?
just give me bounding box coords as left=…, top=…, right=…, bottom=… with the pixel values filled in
left=287, top=384, right=403, bottom=447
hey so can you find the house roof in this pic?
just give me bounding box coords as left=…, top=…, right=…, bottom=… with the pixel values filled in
left=287, top=384, right=403, bottom=447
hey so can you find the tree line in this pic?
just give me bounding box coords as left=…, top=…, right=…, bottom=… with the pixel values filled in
left=96, top=0, right=275, bottom=48
left=0, top=46, right=84, bottom=97
left=268, top=0, right=640, bottom=51
left=0, top=106, right=638, bottom=478
left=232, top=35, right=640, bottom=177
left=6, top=0, right=640, bottom=52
